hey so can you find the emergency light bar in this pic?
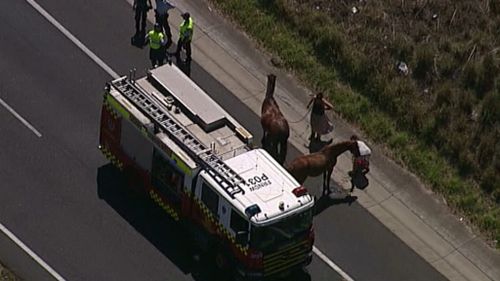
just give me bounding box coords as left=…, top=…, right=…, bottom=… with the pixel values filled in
left=292, top=186, right=308, bottom=197
left=245, top=204, right=261, bottom=217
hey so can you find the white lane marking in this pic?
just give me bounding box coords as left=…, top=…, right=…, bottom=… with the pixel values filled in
left=0, top=223, right=66, bottom=281
left=26, top=0, right=356, bottom=280
left=0, top=97, right=42, bottom=138
left=26, top=0, right=119, bottom=79
left=313, top=246, right=355, bottom=281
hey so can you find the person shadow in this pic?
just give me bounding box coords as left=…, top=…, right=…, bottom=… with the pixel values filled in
left=174, top=54, right=191, bottom=77
left=131, top=30, right=146, bottom=49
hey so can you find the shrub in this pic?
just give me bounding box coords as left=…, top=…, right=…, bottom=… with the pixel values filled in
left=476, top=54, right=499, bottom=97
left=414, top=45, right=435, bottom=81
left=481, top=166, right=498, bottom=194
left=211, top=0, right=500, bottom=247
left=481, top=211, right=500, bottom=232
left=388, top=132, right=410, bottom=150
left=463, top=62, right=479, bottom=90
left=438, top=53, right=459, bottom=79
left=389, top=35, right=414, bottom=62
left=480, top=91, right=500, bottom=126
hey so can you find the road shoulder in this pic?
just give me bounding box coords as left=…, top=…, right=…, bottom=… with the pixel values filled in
left=142, top=0, right=500, bottom=280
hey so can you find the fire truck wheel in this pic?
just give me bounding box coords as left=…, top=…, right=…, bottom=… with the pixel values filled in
left=123, top=166, right=145, bottom=195
left=214, top=248, right=228, bottom=270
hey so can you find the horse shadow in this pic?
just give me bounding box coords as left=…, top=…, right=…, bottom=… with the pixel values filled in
left=313, top=193, right=358, bottom=216
left=97, top=164, right=311, bottom=281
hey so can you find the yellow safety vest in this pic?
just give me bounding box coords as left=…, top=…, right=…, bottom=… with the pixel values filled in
left=148, top=30, right=164, bottom=49
left=179, top=17, right=193, bottom=41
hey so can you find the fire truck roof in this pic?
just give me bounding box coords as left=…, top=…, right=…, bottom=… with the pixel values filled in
left=213, top=149, right=314, bottom=225
left=108, top=64, right=313, bottom=225
left=131, top=65, right=252, bottom=165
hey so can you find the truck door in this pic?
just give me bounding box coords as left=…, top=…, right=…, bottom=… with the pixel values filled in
left=151, top=148, right=183, bottom=210
left=193, top=176, right=221, bottom=236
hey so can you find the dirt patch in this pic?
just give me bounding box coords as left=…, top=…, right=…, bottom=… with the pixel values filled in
left=0, top=264, right=20, bottom=281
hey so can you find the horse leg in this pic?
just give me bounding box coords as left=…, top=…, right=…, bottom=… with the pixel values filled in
left=276, top=141, right=281, bottom=164
left=325, top=167, right=334, bottom=195
left=277, top=140, right=287, bottom=165
left=349, top=170, right=358, bottom=193
left=322, top=172, right=327, bottom=196
left=271, top=140, right=279, bottom=162
left=322, top=171, right=330, bottom=196
left=261, top=131, right=268, bottom=149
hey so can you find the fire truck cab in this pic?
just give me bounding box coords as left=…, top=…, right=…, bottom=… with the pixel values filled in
left=99, top=64, right=315, bottom=280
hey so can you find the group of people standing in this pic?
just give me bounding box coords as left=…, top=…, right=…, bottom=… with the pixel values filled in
left=133, top=0, right=193, bottom=67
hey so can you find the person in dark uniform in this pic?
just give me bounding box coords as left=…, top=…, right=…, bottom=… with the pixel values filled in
left=155, top=0, right=175, bottom=50
left=133, top=0, right=152, bottom=34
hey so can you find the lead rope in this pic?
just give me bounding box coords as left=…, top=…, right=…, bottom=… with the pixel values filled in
left=287, top=106, right=312, bottom=123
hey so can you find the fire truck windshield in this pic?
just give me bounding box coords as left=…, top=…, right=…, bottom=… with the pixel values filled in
left=249, top=208, right=313, bottom=250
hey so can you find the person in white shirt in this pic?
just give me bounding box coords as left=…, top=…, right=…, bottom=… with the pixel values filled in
left=350, top=135, right=371, bottom=174
left=349, top=135, right=371, bottom=192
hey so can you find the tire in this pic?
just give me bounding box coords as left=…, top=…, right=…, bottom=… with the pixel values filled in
left=214, top=249, right=228, bottom=270
left=212, top=244, right=235, bottom=280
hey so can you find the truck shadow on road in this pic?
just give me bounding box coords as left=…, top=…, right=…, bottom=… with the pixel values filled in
left=97, top=163, right=311, bottom=281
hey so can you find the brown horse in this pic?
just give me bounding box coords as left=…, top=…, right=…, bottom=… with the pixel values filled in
left=261, top=74, right=290, bottom=165
left=286, top=140, right=358, bottom=195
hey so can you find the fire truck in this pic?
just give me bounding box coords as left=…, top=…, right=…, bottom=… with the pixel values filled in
left=98, top=64, right=315, bottom=280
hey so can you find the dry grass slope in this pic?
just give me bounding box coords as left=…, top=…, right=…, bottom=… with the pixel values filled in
left=0, top=263, right=20, bottom=281
left=210, top=0, right=499, bottom=246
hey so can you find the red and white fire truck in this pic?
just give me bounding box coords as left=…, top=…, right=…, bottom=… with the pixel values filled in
left=98, top=64, right=315, bottom=280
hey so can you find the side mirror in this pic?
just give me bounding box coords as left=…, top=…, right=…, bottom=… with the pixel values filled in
left=235, top=231, right=248, bottom=245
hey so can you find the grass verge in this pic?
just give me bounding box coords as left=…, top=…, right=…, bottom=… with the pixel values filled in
left=0, top=263, right=20, bottom=281
left=209, top=0, right=499, bottom=248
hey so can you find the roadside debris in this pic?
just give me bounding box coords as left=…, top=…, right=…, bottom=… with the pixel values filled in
left=271, top=56, right=283, bottom=67
left=397, top=61, right=409, bottom=75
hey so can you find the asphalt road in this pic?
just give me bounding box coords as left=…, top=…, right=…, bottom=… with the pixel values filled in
left=0, top=0, right=447, bottom=280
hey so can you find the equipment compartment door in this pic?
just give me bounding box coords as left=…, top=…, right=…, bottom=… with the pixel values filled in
left=120, top=119, right=153, bottom=172
left=151, top=148, right=183, bottom=207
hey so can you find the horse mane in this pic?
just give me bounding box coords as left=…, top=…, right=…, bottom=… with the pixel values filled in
left=265, top=74, right=276, bottom=99
left=262, top=73, right=283, bottom=115
left=320, top=140, right=357, bottom=158
left=261, top=73, right=289, bottom=164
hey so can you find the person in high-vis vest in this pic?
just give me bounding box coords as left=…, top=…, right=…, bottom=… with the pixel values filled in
left=145, top=23, right=166, bottom=67
left=175, top=12, right=194, bottom=63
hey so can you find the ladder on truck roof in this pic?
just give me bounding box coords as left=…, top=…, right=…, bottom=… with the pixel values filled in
left=109, top=76, right=246, bottom=198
